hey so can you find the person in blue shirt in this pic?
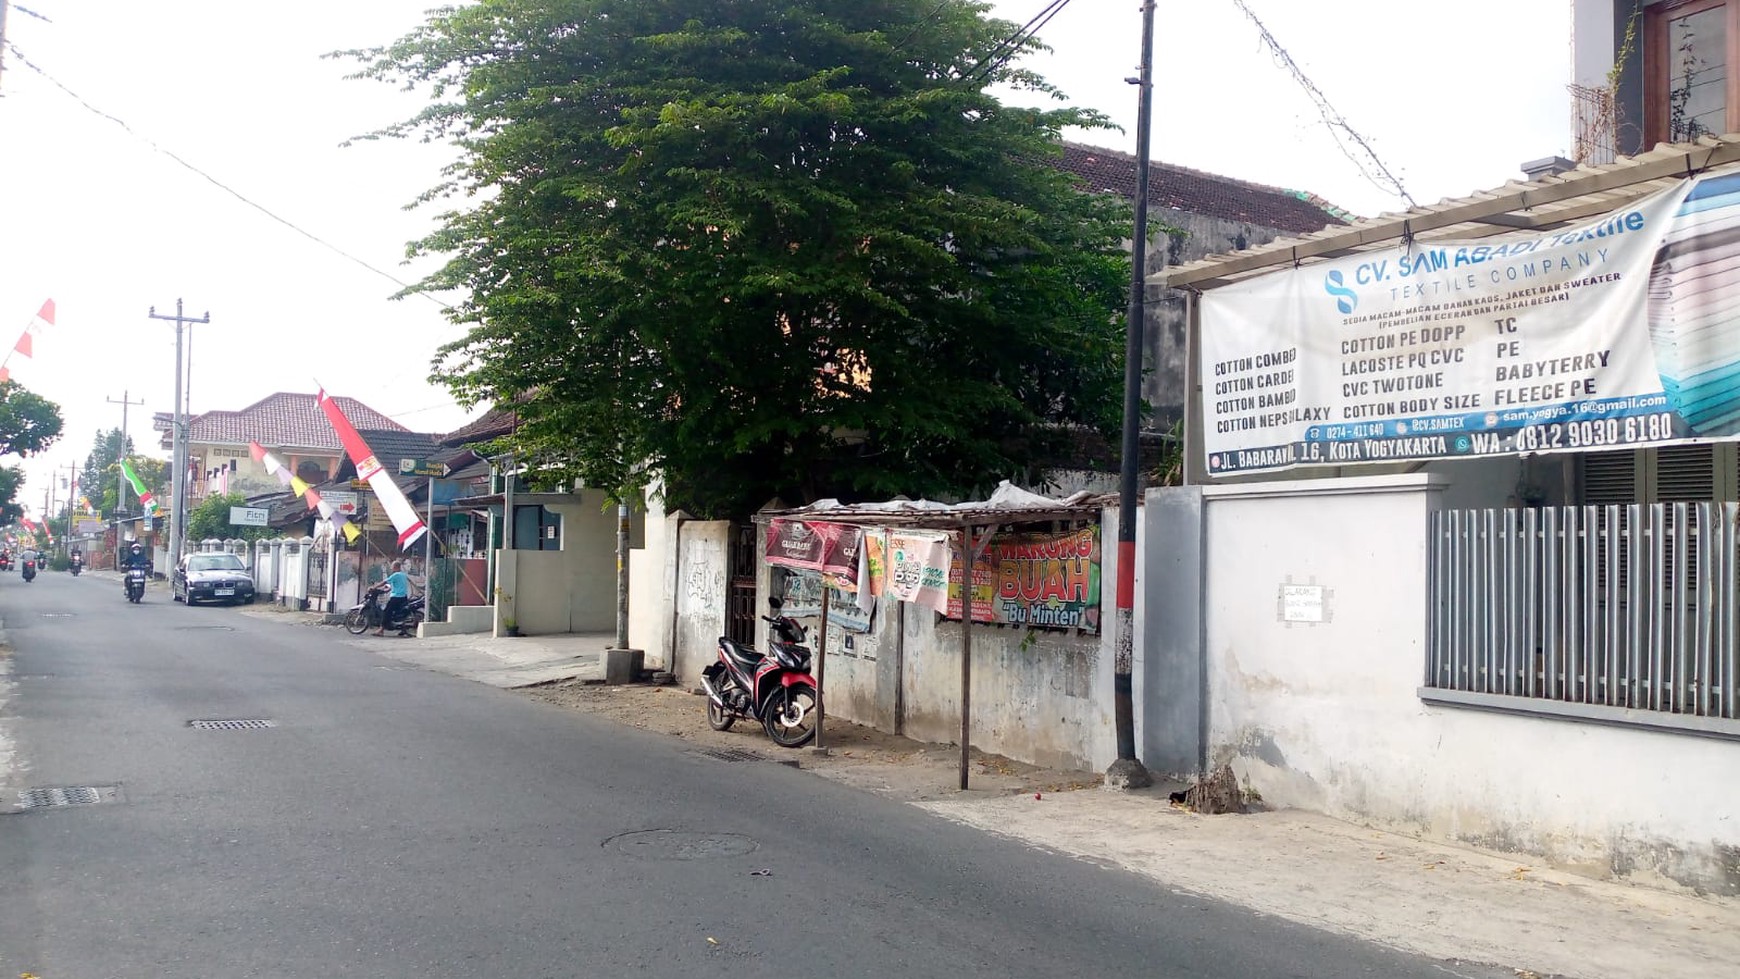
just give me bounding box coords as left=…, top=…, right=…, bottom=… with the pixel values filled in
left=375, top=560, right=414, bottom=637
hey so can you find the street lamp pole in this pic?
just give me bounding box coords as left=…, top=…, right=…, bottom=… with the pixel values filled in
left=1108, top=0, right=1157, bottom=790
left=148, top=299, right=209, bottom=576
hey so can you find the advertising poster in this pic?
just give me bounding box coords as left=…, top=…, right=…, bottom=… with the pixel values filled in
left=946, top=526, right=1101, bottom=632
left=1199, top=168, right=1740, bottom=474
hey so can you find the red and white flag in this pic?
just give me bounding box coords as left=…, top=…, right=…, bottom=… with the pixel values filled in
left=316, top=390, right=426, bottom=549
left=0, top=299, right=54, bottom=383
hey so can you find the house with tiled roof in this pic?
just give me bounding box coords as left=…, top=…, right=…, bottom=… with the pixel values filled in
left=154, top=391, right=408, bottom=502
left=1057, top=142, right=1348, bottom=434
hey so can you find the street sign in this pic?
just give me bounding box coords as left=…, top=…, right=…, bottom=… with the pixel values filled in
left=351, top=480, right=370, bottom=490
left=322, top=490, right=359, bottom=516
left=398, top=458, right=449, bottom=477
left=229, top=506, right=270, bottom=527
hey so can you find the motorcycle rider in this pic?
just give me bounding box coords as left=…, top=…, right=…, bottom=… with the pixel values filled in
left=121, top=541, right=151, bottom=573
left=374, top=560, right=416, bottom=637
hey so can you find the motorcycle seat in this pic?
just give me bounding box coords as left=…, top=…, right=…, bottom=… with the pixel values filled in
left=719, top=638, right=763, bottom=669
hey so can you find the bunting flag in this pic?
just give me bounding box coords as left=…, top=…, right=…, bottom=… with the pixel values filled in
left=120, top=458, right=158, bottom=513
left=315, top=389, right=425, bottom=549
left=249, top=441, right=359, bottom=543
left=0, top=299, right=54, bottom=383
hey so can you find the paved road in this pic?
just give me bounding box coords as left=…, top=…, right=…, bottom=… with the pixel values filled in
left=0, top=571, right=1497, bottom=978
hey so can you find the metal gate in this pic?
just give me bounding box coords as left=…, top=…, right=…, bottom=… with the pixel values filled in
left=1428, top=503, right=1739, bottom=718
left=727, top=523, right=757, bottom=646
left=305, top=543, right=330, bottom=612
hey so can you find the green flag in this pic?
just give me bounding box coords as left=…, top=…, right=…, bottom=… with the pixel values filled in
left=120, top=458, right=158, bottom=513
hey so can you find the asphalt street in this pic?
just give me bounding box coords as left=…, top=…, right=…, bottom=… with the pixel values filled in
left=0, top=571, right=1501, bottom=978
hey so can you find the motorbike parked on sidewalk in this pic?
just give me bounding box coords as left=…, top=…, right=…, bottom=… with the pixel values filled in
left=124, top=567, right=147, bottom=603
left=344, top=583, right=426, bottom=636
left=21, top=559, right=36, bottom=583
left=700, top=597, right=821, bottom=748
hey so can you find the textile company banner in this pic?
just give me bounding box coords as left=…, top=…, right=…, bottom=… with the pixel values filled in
left=1199, top=168, right=1740, bottom=474
left=946, top=526, right=1101, bottom=632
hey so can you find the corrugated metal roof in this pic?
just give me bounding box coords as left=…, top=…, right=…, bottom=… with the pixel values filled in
left=1160, top=136, right=1740, bottom=291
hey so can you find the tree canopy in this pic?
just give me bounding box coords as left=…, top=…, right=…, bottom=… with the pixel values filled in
left=0, top=379, right=64, bottom=523
left=350, top=0, right=1132, bottom=518
left=187, top=492, right=273, bottom=544
left=79, top=427, right=136, bottom=518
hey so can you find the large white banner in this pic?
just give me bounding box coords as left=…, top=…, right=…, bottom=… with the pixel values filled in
left=1199, top=168, right=1740, bottom=474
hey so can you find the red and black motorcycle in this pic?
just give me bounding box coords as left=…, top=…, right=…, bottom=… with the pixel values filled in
left=700, top=597, right=821, bottom=748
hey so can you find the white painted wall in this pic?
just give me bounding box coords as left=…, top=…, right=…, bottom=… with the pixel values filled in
left=627, top=490, right=671, bottom=666
left=670, top=522, right=730, bottom=681
left=1199, top=472, right=1740, bottom=895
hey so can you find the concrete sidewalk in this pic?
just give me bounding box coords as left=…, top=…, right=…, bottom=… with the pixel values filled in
left=239, top=604, right=610, bottom=688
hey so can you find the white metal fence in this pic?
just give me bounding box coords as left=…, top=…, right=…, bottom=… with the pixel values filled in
left=1428, top=504, right=1739, bottom=719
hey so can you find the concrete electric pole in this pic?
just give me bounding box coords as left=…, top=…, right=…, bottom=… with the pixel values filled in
left=107, top=390, right=144, bottom=514
left=148, top=300, right=209, bottom=577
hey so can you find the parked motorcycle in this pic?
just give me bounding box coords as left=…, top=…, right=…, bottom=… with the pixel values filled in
left=21, top=559, right=36, bottom=583
left=344, top=583, right=426, bottom=636
left=700, top=597, right=821, bottom=748
left=124, top=567, right=147, bottom=603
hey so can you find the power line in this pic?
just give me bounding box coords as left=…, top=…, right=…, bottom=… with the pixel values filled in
left=961, top=0, right=1076, bottom=88
left=1230, top=0, right=1415, bottom=208
left=1, top=41, right=455, bottom=309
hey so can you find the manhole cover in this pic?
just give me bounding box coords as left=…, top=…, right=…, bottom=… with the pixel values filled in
left=606, top=830, right=758, bottom=861
left=188, top=719, right=276, bottom=730
left=698, top=748, right=763, bottom=763
left=175, top=626, right=236, bottom=632
left=15, top=785, right=120, bottom=810
left=39, top=613, right=75, bottom=618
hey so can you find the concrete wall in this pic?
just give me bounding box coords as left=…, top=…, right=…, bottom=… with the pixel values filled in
left=492, top=487, right=641, bottom=635
left=767, top=507, right=1137, bottom=774
left=627, top=490, right=672, bottom=667
left=1191, top=472, right=1740, bottom=896
left=673, top=522, right=731, bottom=680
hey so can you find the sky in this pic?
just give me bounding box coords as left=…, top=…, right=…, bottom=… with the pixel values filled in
left=0, top=0, right=1573, bottom=517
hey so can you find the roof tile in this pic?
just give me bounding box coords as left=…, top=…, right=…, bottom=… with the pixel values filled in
left=174, top=392, right=407, bottom=450
left=1058, top=142, right=1349, bottom=235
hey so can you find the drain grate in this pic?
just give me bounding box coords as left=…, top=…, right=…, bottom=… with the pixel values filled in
left=699, top=748, right=763, bottom=763
left=188, top=718, right=276, bottom=730
left=16, top=785, right=119, bottom=810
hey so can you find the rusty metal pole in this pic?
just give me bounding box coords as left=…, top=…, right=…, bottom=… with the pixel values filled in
left=814, top=584, right=829, bottom=752
left=959, top=524, right=973, bottom=790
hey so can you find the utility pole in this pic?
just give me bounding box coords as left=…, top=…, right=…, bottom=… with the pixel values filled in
left=1, top=0, right=12, bottom=93
left=148, top=299, right=210, bottom=579
left=1108, top=0, right=1157, bottom=790
left=107, top=390, right=144, bottom=515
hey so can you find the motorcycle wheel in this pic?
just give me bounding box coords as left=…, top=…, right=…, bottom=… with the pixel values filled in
left=706, top=699, right=736, bottom=731
left=762, top=685, right=819, bottom=748
left=344, top=608, right=370, bottom=635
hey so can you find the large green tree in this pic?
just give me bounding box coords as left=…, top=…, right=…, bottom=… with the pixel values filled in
left=187, top=492, right=274, bottom=544
left=350, top=0, right=1131, bottom=517
left=0, top=380, right=64, bottom=523
left=79, top=426, right=135, bottom=517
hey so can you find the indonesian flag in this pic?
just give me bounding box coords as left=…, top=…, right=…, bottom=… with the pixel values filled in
left=0, top=299, right=53, bottom=383
left=249, top=441, right=359, bottom=543
left=120, top=458, right=158, bottom=513
left=315, top=390, right=425, bottom=549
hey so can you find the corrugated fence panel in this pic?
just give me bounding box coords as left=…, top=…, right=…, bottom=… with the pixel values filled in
left=1428, top=504, right=1738, bottom=720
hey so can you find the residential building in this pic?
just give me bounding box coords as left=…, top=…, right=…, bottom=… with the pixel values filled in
left=154, top=392, right=405, bottom=502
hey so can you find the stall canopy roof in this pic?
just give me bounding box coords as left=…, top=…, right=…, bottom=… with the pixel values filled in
left=1160, top=135, right=1740, bottom=292
left=760, top=481, right=1118, bottom=530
